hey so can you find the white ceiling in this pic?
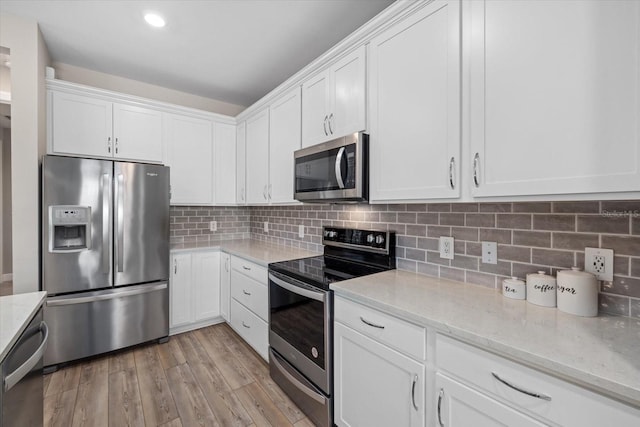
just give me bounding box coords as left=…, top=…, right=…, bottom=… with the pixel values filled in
left=0, top=0, right=395, bottom=107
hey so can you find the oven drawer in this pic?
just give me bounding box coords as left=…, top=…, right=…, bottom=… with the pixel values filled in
left=334, top=296, right=426, bottom=361
left=436, top=334, right=640, bottom=426
left=231, top=256, right=268, bottom=284
left=230, top=298, right=268, bottom=361
left=231, top=269, right=268, bottom=321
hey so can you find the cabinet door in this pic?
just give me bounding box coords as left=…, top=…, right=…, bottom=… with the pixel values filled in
left=245, top=109, right=270, bottom=204
left=220, top=253, right=231, bottom=322
left=113, top=103, right=163, bottom=163
left=369, top=0, right=461, bottom=202
left=214, top=122, right=237, bottom=204
left=236, top=122, right=247, bottom=204
left=164, top=113, right=214, bottom=204
left=192, top=251, right=220, bottom=322
left=301, top=71, right=330, bottom=147
left=49, top=91, right=113, bottom=158
left=269, top=87, right=301, bottom=204
left=469, top=0, right=640, bottom=197
left=329, top=45, right=366, bottom=139
left=334, top=322, right=425, bottom=427
left=435, top=373, right=546, bottom=427
left=170, top=253, right=192, bottom=328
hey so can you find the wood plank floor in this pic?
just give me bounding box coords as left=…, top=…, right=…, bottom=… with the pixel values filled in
left=43, top=323, right=315, bottom=427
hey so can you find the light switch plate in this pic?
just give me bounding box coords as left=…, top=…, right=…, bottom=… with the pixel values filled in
left=482, top=241, right=497, bottom=264
left=263, top=221, right=269, bottom=233
left=209, top=221, right=217, bottom=232
left=298, top=224, right=305, bottom=238
left=439, top=236, right=454, bottom=260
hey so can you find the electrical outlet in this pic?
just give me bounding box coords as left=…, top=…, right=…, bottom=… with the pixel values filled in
left=482, top=241, right=497, bottom=264
left=209, top=221, right=217, bottom=232
left=439, top=236, right=454, bottom=260
left=298, top=224, right=305, bottom=238
left=585, top=247, right=614, bottom=281
left=263, top=221, right=269, bottom=233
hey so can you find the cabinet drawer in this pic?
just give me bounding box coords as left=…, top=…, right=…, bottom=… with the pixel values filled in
left=231, top=256, right=267, bottom=284
left=230, top=269, right=268, bottom=321
left=436, top=334, right=640, bottom=427
left=230, top=298, right=268, bottom=361
left=335, top=297, right=426, bottom=360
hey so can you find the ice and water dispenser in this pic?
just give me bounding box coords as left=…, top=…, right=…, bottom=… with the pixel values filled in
left=48, top=206, right=91, bottom=252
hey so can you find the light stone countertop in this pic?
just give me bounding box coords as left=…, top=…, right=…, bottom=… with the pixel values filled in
left=331, top=270, right=640, bottom=407
left=0, top=291, right=47, bottom=362
left=171, top=239, right=320, bottom=266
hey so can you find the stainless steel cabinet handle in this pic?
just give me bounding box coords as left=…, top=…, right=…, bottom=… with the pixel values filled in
left=473, top=153, right=480, bottom=187
left=107, top=136, right=112, bottom=154
left=492, top=372, right=552, bottom=401
left=225, top=257, right=230, bottom=272
left=4, top=322, right=49, bottom=392
left=268, top=184, right=272, bottom=200
left=323, top=115, right=328, bottom=136
left=411, top=374, right=419, bottom=411
left=102, top=174, right=110, bottom=274
left=437, top=388, right=444, bottom=427
left=360, top=316, right=385, bottom=329
left=449, top=157, right=455, bottom=190
left=242, top=289, right=251, bottom=296
left=242, top=321, right=250, bottom=329
left=335, top=147, right=346, bottom=189
left=263, top=185, right=267, bottom=200
left=328, top=113, right=334, bottom=134
left=174, top=259, right=177, bottom=274
left=116, top=174, right=124, bottom=272
left=242, top=265, right=251, bottom=271
left=115, top=137, right=119, bottom=154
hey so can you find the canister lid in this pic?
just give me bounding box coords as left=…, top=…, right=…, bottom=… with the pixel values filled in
left=503, top=276, right=524, bottom=285
left=558, top=266, right=596, bottom=279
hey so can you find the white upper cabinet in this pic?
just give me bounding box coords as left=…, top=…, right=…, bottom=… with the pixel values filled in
left=236, top=122, right=247, bottom=204
left=302, top=45, right=366, bottom=147
left=468, top=0, right=640, bottom=197
left=112, top=103, right=163, bottom=162
left=48, top=90, right=163, bottom=163
left=214, top=122, right=237, bottom=204
left=164, top=113, right=214, bottom=205
left=269, top=87, right=302, bottom=204
left=245, top=108, right=270, bottom=204
left=369, top=0, right=461, bottom=203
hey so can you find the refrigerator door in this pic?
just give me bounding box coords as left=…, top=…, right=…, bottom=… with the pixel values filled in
left=114, top=161, right=170, bottom=286
left=42, top=156, right=113, bottom=294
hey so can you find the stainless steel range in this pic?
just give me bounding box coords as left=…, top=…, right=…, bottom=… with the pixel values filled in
left=268, top=227, right=395, bottom=427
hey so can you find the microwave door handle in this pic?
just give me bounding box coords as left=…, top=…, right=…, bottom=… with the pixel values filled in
left=335, top=146, right=346, bottom=189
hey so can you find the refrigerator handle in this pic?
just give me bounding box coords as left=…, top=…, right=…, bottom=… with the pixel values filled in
left=116, top=173, right=125, bottom=272
left=102, top=174, right=110, bottom=274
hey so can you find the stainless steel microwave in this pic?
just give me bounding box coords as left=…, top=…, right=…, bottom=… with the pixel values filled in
left=294, top=132, right=368, bottom=203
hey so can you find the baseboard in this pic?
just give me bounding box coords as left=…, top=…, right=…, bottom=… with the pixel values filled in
left=169, top=316, right=225, bottom=336
left=1, top=273, right=12, bottom=282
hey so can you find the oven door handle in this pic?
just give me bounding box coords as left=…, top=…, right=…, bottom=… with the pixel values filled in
left=270, top=348, right=326, bottom=405
left=269, top=273, right=325, bottom=302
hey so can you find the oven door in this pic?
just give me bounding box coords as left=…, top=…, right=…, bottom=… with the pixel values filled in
left=268, top=271, right=332, bottom=394
left=294, top=132, right=368, bottom=202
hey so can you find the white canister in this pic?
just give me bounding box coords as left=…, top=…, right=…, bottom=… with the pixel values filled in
left=502, top=277, right=526, bottom=300
left=557, top=267, right=598, bottom=317
left=526, top=271, right=557, bottom=307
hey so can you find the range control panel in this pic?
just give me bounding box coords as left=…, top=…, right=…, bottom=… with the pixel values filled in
left=323, top=226, right=393, bottom=253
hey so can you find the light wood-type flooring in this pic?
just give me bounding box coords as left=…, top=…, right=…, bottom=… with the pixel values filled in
left=43, top=323, right=314, bottom=427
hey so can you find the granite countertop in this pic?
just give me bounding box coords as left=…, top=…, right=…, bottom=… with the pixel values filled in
left=171, top=239, right=320, bottom=266
left=331, top=270, right=640, bottom=407
left=0, top=291, right=47, bottom=362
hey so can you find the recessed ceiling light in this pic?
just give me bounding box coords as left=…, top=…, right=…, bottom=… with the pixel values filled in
left=144, top=13, right=165, bottom=28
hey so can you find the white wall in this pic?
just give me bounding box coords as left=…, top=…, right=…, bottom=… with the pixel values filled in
left=53, top=62, right=246, bottom=116
left=0, top=13, right=50, bottom=293
left=1, top=128, right=12, bottom=279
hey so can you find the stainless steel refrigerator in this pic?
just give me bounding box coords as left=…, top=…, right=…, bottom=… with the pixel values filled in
left=41, top=155, right=170, bottom=368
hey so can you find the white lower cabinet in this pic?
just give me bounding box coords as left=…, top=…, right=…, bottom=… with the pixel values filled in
left=435, top=372, right=546, bottom=427
left=334, top=297, right=425, bottom=427
left=220, top=252, right=231, bottom=321
left=227, top=255, right=268, bottom=360
left=169, top=250, right=221, bottom=334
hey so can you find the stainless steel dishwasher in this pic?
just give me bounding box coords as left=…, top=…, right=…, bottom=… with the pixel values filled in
left=1, top=307, right=48, bottom=427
